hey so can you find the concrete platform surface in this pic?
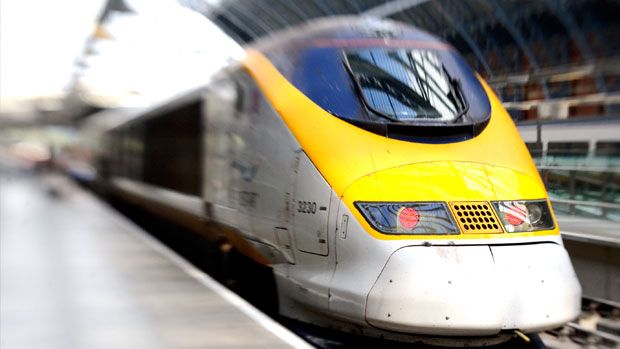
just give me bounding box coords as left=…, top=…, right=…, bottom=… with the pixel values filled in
left=0, top=173, right=312, bottom=349
left=558, top=214, right=620, bottom=248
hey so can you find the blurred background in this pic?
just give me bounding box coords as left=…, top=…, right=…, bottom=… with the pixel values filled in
left=1, top=0, right=619, bottom=220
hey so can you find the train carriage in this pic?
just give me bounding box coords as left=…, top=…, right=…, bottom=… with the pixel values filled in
left=98, top=17, right=581, bottom=346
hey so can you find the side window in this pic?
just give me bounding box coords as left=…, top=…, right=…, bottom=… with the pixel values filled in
left=547, top=142, right=589, bottom=157
left=115, top=127, right=132, bottom=178
left=595, top=141, right=620, bottom=157
left=143, top=100, right=203, bottom=195
left=109, top=132, right=120, bottom=176
left=121, top=128, right=130, bottom=177
left=127, top=124, right=144, bottom=180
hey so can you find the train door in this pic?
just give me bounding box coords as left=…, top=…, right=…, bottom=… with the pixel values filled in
left=293, top=152, right=331, bottom=256
left=281, top=151, right=337, bottom=313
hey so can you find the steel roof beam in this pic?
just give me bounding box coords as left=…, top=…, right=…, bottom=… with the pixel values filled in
left=363, top=0, right=430, bottom=18
left=279, top=1, right=310, bottom=22
left=213, top=17, right=253, bottom=44
left=458, top=0, right=512, bottom=74
left=177, top=0, right=254, bottom=43
left=430, top=2, right=494, bottom=77
left=544, top=0, right=607, bottom=93
left=249, top=1, right=291, bottom=30
left=226, top=2, right=273, bottom=37
left=487, top=0, right=550, bottom=99
left=342, top=0, right=364, bottom=14
left=219, top=5, right=262, bottom=41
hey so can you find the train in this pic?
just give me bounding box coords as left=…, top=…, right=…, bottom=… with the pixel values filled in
left=517, top=116, right=620, bottom=159
left=83, top=17, right=582, bottom=346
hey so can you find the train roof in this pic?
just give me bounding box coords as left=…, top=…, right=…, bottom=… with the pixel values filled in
left=253, top=16, right=449, bottom=53
left=92, top=87, right=206, bottom=133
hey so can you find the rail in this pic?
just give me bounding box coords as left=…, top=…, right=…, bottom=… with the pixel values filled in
left=544, top=296, right=620, bottom=349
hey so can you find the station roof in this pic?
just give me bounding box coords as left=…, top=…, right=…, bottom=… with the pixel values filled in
left=180, top=0, right=620, bottom=106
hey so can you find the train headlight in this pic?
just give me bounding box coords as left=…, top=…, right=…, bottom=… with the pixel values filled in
left=355, top=202, right=459, bottom=235
left=492, top=200, right=554, bottom=232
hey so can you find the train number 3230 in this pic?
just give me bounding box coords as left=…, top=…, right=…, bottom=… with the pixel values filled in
left=297, top=201, right=317, bottom=214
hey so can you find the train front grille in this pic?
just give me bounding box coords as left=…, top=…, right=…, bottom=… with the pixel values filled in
left=449, top=201, right=504, bottom=234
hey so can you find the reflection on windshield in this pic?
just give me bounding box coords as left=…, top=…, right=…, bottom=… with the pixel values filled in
left=345, top=48, right=467, bottom=122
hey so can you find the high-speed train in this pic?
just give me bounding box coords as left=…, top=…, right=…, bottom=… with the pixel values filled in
left=518, top=117, right=620, bottom=159
left=90, top=18, right=581, bottom=346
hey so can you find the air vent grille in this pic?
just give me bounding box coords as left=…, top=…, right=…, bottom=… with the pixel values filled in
left=449, top=202, right=503, bottom=234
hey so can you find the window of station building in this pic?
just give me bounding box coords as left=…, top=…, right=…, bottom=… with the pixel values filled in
left=595, top=141, right=620, bottom=157
left=525, top=142, right=543, bottom=158
left=547, top=141, right=589, bottom=157
left=142, top=99, right=202, bottom=196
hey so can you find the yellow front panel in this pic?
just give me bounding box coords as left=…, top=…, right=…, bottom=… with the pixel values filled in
left=340, top=161, right=558, bottom=240
left=241, top=50, right=558, bottom=240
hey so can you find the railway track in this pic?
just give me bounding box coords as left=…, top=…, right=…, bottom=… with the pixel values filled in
left=543, top=296, right=620, bottom=349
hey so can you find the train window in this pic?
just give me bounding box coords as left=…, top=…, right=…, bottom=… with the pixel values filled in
left=547, top=142, right=589, bottom=157
left=115, top=129, right=129, bottom=177
left=121, top=129, right=130, bottom=177
left=109, top=131, right=121, bottom=176
left=127, top=124, right=144, bottom=180
left=142, top=99, right=202, bottom=195
left=98, top=135, right=112, bottom=178
left=343, top=48, right=468, bottom=122
left=595, top=141, right=620, bottom=157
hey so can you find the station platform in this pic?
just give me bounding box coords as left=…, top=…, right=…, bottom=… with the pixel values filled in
left=556, top=214, right=620, bottom=303
left=557, top=214, right=620, bottom=248
left=0, top=173, right=311, bottom=349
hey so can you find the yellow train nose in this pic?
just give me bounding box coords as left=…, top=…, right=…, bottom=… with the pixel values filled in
left=341, top=161, right=558, bottom=240
left=343, top=161, right=546, bottom=203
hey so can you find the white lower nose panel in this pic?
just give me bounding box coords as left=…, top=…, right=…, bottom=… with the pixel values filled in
left=365, top=243, right=581, bottom=336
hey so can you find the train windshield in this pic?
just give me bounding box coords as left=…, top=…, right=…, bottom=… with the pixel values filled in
left=262, top=23, right=492, bottom=141
left=344, top=48, right=468, bottom=122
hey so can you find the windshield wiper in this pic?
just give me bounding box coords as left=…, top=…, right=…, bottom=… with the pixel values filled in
left=342, top=56, right=400, bottom=123
left=447, top=74, right=469, bottom=124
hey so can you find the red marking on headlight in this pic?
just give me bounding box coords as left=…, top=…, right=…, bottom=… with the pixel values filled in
left=506, top=203, right=527, bottom=225
left=399, top=207, right=419, bottom=229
